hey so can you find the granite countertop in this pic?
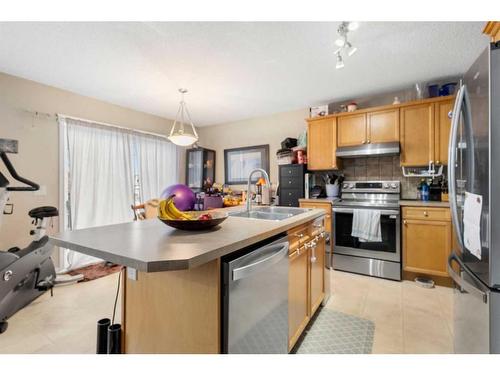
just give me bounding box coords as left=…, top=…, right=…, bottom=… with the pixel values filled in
left=399, top=200, right=450, bottom=208
left=49, top=208, right=325, bottom=273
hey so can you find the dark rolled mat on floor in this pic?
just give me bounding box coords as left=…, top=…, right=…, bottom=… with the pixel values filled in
left=68, top=262, right=123, bottom=282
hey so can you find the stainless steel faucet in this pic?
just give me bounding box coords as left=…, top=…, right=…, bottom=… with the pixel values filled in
left=246, top=168, right=271, bottom=212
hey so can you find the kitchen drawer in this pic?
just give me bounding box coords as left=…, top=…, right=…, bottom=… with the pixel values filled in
left=280, top=165, right=303, bottom=178
left=280, top=175, right=304, bottom=188
left=402, top=207, right=450, bottom=221
left=299, top=201, right=332, bottom=232
left=280, top=188, right=303, bottom=207
left=288, top=225, right=310, bottom=254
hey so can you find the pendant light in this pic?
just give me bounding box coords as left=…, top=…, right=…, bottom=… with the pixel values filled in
left=168, top=88, right=199, bottom=147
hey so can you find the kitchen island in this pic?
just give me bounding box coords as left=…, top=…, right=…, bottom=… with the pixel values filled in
left=50, top=208, right=325, bottom=353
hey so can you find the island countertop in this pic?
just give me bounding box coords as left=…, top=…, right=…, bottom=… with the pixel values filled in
left=49, top=209, right=325, bottom=273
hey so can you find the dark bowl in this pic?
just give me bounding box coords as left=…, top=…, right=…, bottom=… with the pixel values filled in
left=158, top=211, right=228, bottom=231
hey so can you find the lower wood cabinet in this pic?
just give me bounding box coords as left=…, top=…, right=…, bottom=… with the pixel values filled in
left=309, top=234, right=326, bottom=316
left=299, top=201, right=332, bottom=232
left=402, top=207, right=452, bottom=278
left=287, top=218, right=326, bottom=351
left=288, top=245, right=310, bottom=351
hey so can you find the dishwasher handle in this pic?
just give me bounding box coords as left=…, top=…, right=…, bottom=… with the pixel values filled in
left=232, top=241, right=289, bottom=281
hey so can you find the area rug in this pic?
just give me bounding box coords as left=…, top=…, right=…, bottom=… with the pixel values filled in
left=68, top=262, right=123, bottom=282
left=294, top=308, right=375, bottom=354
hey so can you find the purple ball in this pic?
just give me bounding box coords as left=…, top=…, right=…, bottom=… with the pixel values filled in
left=160, top=184, right=196, bottom=211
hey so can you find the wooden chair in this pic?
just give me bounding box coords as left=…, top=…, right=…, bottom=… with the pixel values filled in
left=131, top=199, right=160, bottom=220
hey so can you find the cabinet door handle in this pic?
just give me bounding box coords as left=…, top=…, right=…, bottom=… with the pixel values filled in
left=311, top=246, right=317, bottom=263
left=424, top=211, right=428, bottom=217
left=362, top=140, right=366, bottom=144
left=367, top=139, right=371, bottom=144
left=403, top=220, right=407, bottom=225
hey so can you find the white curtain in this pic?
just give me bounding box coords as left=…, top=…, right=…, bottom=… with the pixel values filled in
left=132, top=133, right=179, bottom=202
left=59, top=116, right=180, bottom=271
left=60, top=117, right=135, bottom=270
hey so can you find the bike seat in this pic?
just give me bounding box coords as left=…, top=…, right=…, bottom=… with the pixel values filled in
left=29, top=206, right=59, bottom=219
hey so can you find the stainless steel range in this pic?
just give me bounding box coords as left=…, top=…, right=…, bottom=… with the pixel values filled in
left=332, top=180, right=401, bottom=281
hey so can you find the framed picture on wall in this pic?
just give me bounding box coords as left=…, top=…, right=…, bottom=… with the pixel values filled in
left=224, top=145, right=270, bottom=185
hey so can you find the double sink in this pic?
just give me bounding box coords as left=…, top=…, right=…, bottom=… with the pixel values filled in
left=229, top=206, right=309, bottom=221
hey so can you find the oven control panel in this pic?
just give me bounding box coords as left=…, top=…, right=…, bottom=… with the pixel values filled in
left=341, top=180, right=400, bottom=193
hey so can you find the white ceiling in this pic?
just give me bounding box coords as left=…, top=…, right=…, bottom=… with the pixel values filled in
left=0, top=22, right=488, bottom=126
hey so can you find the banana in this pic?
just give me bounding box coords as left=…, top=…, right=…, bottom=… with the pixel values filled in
left=165, top=197, right=192, bottom=220
left=158, top=199, right=177, bottom=220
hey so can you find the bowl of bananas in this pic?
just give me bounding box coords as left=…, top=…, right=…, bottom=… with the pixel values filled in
left=158, top=196, right=228, bottom=231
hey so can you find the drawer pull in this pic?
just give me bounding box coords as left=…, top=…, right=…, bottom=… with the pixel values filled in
left=403, top=220, right=407, bottom=225
left=424, top=211, right=428, bottom=217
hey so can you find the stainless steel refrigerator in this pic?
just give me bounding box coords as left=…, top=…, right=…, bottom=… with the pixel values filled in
left=448, top=42, right=500, bottom=353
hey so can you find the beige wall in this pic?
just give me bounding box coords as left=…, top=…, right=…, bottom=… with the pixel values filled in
left=197, top=108, right=309, bottom=189
left=0, top=72, right=176, bottom=255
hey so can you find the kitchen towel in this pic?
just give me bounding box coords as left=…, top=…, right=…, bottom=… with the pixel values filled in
left=351, top=209, right=382, bottom=242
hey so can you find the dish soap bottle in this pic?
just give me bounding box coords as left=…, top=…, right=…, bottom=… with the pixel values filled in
left=421, top=179, right=430, bottom=202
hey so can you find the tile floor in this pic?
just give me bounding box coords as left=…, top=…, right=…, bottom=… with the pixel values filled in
left=0, top=270, right=454, bottom=354
left=324, top=270, right=454, bottom=354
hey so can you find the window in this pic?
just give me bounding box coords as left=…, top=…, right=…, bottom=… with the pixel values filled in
left=58, top=115, right=179, bottom=270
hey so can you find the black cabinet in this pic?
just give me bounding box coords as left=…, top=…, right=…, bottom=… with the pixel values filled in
left=186, top=147, right=216, bottom=192
left=279, top=164, right=306, bottom=207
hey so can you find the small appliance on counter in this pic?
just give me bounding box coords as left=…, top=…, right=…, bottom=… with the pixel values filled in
left=310, top=185, right=326, bottom=198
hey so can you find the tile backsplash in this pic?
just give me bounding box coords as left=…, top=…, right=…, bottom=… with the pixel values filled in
left=312, top=156, right=424, bottom=199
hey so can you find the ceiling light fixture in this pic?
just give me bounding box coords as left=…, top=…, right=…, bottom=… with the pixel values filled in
left=347, top=21, right=359, bottom=31
left=168, top=88, right=199, bottom=147
left=334, top=21, right=359, bottom=69
left=335, top=52, right=345, bottom=69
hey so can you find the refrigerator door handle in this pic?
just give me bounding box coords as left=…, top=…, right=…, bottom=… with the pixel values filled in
left=448, top=85, right=466, bottom=249
left=448, top=252, right=488, bottom=304
left=232, top=242, right=289, bottom=281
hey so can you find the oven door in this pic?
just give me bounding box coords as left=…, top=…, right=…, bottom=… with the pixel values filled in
left=333, top=207, right=401, bottom=262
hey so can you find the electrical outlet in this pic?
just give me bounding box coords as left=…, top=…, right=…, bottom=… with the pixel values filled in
left=127, top=267, right=138, bottom=281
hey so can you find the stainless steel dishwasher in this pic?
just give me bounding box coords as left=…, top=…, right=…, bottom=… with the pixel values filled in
left=221, top=234, right=289, bottom=354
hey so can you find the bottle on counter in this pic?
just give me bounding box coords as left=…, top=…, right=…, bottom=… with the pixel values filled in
left=421, top=180, right=430, bottom=202
left=416, top=178, right=425, bottom=200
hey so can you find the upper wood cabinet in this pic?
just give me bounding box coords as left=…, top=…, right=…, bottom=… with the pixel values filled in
left=484, top=21, right=500, bottom=42
left=337, top=109, right=399, bottom=147
left=400, top=99, right=454, bottom=166
left=337, top=113, right=367, bottom=146
left=367, top=109, right=400, bottom=144
left=307, top=117, right=340, bottom=170
left=400, top=103, right=435, bottom=166
left=434, top=100, right=454, bottom=165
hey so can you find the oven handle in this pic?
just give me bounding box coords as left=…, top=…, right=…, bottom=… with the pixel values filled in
left=332, top=207, right=400, bottom=216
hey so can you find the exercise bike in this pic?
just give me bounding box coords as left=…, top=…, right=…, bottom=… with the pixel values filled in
left=0, top=138, right=58, bottom=334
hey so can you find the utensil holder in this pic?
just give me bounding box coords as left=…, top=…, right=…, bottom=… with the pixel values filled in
left=107, top=323, right=122, bottom=354
left=96, top=318, right=110, bottom=354
left=325, top=184, right=339, bottom=197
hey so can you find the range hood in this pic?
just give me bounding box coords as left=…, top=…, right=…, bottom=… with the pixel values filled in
left=336, top=141, right=400, bottom=158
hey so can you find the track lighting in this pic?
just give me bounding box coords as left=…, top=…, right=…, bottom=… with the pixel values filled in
left=334, top=21, right=359, bottom=69
left=336, top=52, right=345, bottom=69
left=346, top=42, right=357, bottom=57
left=347, top=21, right=359, bottom=31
